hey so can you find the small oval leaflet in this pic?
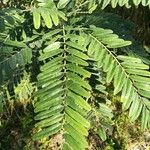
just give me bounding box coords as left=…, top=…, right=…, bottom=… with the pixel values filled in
left=43, top=42, right=61, bottom=53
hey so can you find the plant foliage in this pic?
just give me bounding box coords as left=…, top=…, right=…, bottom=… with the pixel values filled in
left=0, top=0, right=150, bottom=149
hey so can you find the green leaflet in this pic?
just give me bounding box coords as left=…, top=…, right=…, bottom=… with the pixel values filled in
left=37, top=79, right=63, bottom=96
left=125, top=2, right=131, bottom=8
left=125, top=69, right=150, bottom=76
left=129, top=96, right=142, bottom=121
left=33, top=123, right=62, bottom=141
left=37, top=69, right=63, bottom=83
left=63, top=134, right=81, bottom=150
left=37, top=72, right=63, bottom=87
left=40, top=64, right=63, bottom=76
left=99, top=104, right=113, bottom=118
left=66, top=106, right=90, bottom=129
left=66, top=41, right=87, bottom=52
left=142, top=0, right=149, bottom=6
left=38, top=64, right=63, bottom=79
left=34, top=104, right=64, bottom=120
left=65, top=34, right=84, bottom=42
left=38, top=84, right=63, bottom=101
left=107, top=40, right=132, bottom=48
left=68, top=91, right=91, bottom=111
left=111, top=0, right=119, bottom=8
left=35, top=95, right=63, bottom=111
left=106, top=60, right=116, bottom=83
left=42, top=29, right=62, bottom=40
left=114, top=66, right=126, bottom=95
left=39, top=49, right=62, bottom=61
left=40, top=55, right=63, bottom=71
left=95, top=53, right=104, bottom=67
left=134, top=82, right=150, bottom=91
left=66, top=97, right=87, bottom=116
left=67, top=55, right=89, bottom=66
left=43, top=42, right=61, bottom=52
left=89, top=4, right=98, bottom=13
left=67, top=64, right=91, bottom=78
left=47, top=35, right=62, bottom=45
left=122, top=88, right=134, bottom=111
left=118, top=0, right=128, bottom=6
left=101, top=0, right=111, bottom=9
left=141, top=106, right=149, bottom=129
left=93, top=44, right=105, bottom=61
left=65, top=114, right=89, bottom=136
left=38, top=58, right=64, bottom=72
left=35, top=90, right=64, bottom=110
left=139, top=90, right=150, bottom=99
left=57, top=0, right=70, bottom=9
left=67, top=48, right=89, bottom=60
left=121, top=62, right=149, bottom=69
left=143, top=97, right=150, bottom=107
left=117, top=55, right=142, bottom=63
left=35, top=113, right=63, bottom=128
left=67, top=72, right=91, bottom=90
left=35, top=90, right=63, bottom=111
left=5, top=40, right=27, bottom=48
left=101, top=34, right=119, bottom=44
left=57, top=11, right=68, bottom=21
left=63, top=143, right=72, bottom=150
left=36, top=87, right=64, bottom=104
left=33, top=7, right=41, bottom=29
left=96, top=84, right=108, bottom=95
left=88, top=0, right=96, bottom=9
left=35, top=98, right=63, bottom=114
left=50, top=9, right=59, bottom=26
left=67, top=80, right=91, bottom=98
left=88, top=39, right=96, bottom=56
left=64, top=124, right=88, bottom=148
left=92, top=28, right=113, bottom=34
left=133, top=0, right=141, bottom=5
left=40, top=9, right=52, bottom=28
left=103, top=54, right=112, bottom=72
left=131, top=75, right=150, bottom=84
left=98, top=127, right=107, bottom=141
left=41, top=74, right=63, bottom=88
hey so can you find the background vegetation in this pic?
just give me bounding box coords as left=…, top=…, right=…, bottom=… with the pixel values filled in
left=0, top=0, right=150, bottom=149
